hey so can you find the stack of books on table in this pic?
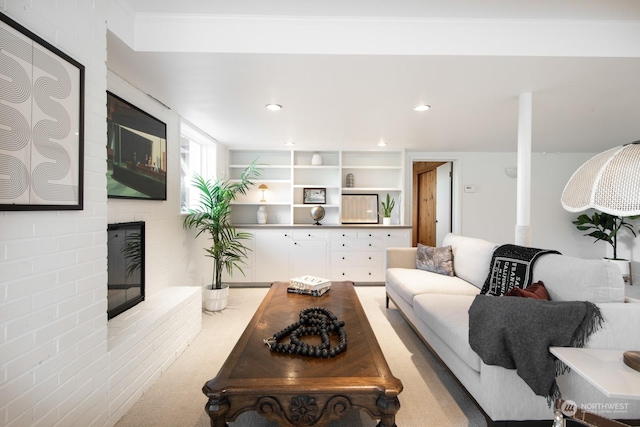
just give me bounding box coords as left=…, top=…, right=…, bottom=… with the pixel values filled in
left=288, top=275, right=332, bottom=296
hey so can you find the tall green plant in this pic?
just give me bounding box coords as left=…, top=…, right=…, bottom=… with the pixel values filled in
left=183, top=161, right=261, bottom=289
left=573, top=211, right=639, bottom=260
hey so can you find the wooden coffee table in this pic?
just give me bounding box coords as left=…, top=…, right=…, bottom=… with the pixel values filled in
left=202, top=281, right=403, bottom=427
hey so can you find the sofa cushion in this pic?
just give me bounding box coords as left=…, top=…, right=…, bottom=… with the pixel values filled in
left=386, top=268, right=480, bottom=307
left=416, top=244, right=454, bottom=276
left=413, top=294, right=481, bottom=373
left=532, top=254, right=625, bottom=303
left=443, top=233, right=498, bottom=289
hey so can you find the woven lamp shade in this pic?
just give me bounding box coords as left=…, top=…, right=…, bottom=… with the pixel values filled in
left=561, top=141, right=640, bottom=216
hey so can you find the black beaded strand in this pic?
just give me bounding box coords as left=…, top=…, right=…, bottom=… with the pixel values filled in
left=264, top=307, right=347, bottom=358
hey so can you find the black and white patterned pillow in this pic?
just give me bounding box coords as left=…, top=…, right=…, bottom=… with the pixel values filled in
left=416, top=243, right=454, bottom=276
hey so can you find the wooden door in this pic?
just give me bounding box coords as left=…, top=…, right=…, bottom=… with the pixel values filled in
left=413, top=162, right=445, bottom=246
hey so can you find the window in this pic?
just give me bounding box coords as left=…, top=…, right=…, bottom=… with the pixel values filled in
left=180, top=120, right=217, bottom=213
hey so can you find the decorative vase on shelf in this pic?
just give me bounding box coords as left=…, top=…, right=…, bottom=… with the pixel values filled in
left=311, top=153, right=323, bottom=166
left=346, top=173, right=354, bottom=188
left=382, top=217, right=392, bottom=226
left=257, top=205, right=268, bottom=224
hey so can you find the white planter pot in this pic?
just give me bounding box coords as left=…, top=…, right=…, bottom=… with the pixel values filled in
left=382, top=217, right=391, bottom=226
left=203, top=284, right=229, bottom=312
left=604, top=258, right=630, bottom=281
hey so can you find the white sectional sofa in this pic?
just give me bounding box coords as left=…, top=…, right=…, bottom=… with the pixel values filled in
left=385, top=233, right=640, bottom=426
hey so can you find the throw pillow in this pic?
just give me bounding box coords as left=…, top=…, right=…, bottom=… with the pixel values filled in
left=416, top=244, right=454, bottom=276
left=505, top=281, right=550, bottom=300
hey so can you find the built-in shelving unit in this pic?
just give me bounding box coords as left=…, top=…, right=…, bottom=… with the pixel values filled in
left=228, top=149, right=405, bottom=225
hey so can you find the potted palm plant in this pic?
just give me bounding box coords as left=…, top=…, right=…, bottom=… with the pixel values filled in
left=183, top=160, right=260, bottom=311
left=573, top=211, right=639, bottom=279
left=379, top=193, right=396, bottom=225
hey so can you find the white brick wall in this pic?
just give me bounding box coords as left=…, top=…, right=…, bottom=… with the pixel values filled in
left=0, top=1, right=109, bottom=426
left=1, top=2, right=203, bottom=426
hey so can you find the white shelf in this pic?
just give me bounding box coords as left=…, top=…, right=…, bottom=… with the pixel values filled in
left=342, top=187, right=402, bottom=192
left=232, top=202, right=291, bottom=206
left=293, top=204, right=339, bottom=208
left=228, top=149, right=404, bottom=225
left=293, top=165, right=339, bottom=169
left=229, top=164, right=290, bottom=168
left=342, top=165, right=402, bottom=170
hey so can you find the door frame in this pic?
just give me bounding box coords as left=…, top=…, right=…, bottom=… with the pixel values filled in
left=412, top=162, right=446, bottom=246
left=405, top=154, right=462, bottom=244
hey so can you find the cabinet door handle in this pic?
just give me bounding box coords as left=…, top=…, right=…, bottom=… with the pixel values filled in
left=369, top=257, right=371, bottom=260
left=342, top=273, right=345, bottom=276
left=369, top=233, right=372, bottom=237
left=342, top=244, right=345, bottom=246
left=387, top=234, right=391, bottom=237
left=368, top=272, right=371, bottom=275
left=342, top=234, right=345, bottom=237
left=368, top=243, right=372, bottom=247
left=294, top=242, right=298, bottom=245
left=342, top=257, right=345, bottom=260
left=308, top=234, right=311, bottom=237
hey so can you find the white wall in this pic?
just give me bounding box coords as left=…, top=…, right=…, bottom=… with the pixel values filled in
left=0, top=5, right=204, bottom=426
left=406, top=150, right=620, bottom=261
left=106, top=71, right=195, bottom=293
left=0, top=2, right=110, bottom=426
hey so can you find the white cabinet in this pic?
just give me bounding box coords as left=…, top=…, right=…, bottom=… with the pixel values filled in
left=228, top=149, right=405, bottom=226
left=290, top=230, right=328, bottom=278
left=243, top=227, right=410, bottom=284
left=253, top=230, right=292, bottom=282
left=328, top=229, right=410, bottom=282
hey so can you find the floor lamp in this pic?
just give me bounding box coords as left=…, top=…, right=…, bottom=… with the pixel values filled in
left=557, top=141, right=640, bottom=426
left=561, top=141, right=640, bottom=373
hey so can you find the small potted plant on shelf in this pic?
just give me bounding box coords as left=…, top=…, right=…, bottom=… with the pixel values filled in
left=572, top=211, right=639, bottom=280
left=183, top=160, right=260, bottom=311
left=379, top=193, right=396, bottom=226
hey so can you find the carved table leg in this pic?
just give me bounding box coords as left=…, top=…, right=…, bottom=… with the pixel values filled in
left=376, top=394, right=400, bottom=427
left=205, top=396, right=230, bottom=427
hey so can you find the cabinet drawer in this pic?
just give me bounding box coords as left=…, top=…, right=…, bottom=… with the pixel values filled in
left=382, top=230, right=411, bottom=240
left=331, top=266, right=384, bottom=282
left=330, top=240, right=383, bottom=251
left=331, top=252, right=382, bottom=265
left=292, top=230, right=328, bottom=240
left=357, top=231, right=384, bottom=239
left=330, top=231, right=358, bottom=239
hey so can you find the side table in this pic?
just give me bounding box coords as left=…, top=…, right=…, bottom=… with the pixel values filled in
left=550, top=347, right=640, bottom=427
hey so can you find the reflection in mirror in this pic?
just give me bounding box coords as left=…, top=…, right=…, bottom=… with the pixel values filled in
left=107, top=221, right=145, bottom=319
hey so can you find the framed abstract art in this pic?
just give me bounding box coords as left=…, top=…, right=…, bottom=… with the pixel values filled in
left=0, top=12, right=85, bottom=210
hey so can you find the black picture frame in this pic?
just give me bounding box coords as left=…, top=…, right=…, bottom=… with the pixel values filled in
left=0, top=12, right=84, bottom=211
left=341, top=194, right=379, bottom=224
left=107, top=92, right=167, bottom=200
left=303, top=188, right=326, bottom=204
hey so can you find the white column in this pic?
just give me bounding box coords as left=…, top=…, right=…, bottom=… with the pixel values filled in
left=516, top=93, right=532, bottom=246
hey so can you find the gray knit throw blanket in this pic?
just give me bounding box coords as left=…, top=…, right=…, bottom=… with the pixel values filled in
left=468, top=295, right=603, bottom=406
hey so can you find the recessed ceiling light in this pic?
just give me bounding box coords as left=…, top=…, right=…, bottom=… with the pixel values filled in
left=378, top=141, right=387, bottom=147
left=266, top=104, right=282, bottom=111
left=414, top=104, right=431, bottom=112
left=285, top=141, right=295, bottom=146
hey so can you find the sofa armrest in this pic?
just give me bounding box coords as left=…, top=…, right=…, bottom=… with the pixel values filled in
left=586, top=302, right=640, bottom=350
left=386, top=247, right=417, bottom=269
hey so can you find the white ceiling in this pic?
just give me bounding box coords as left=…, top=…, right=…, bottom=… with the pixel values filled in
left=106, top=0, right=640, bottom=153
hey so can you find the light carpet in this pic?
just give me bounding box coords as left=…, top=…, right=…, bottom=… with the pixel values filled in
left=115, top=286, right=486, bottom=427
